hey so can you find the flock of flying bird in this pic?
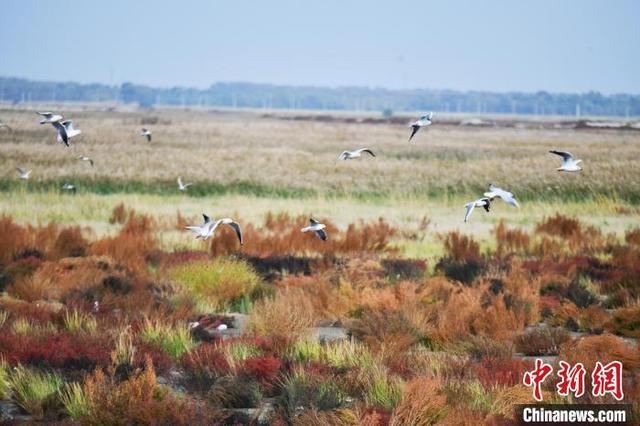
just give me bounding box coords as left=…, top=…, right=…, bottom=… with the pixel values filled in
left=7, top=110, right=584, bottom=246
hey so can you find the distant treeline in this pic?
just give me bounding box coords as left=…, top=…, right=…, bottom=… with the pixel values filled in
left=1, top=76, right=638, bottom=117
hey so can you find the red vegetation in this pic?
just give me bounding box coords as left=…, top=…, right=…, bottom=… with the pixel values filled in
left=472, top=357, right=533, bottom=387
left=242, top=355, right=282, bottom=391
left=0, top=331, right=111, bottom=370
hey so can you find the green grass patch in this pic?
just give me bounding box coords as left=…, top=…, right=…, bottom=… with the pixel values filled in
left=9, top=366, right=64, bottom=419
left=168, top=257, right=262, bottom=312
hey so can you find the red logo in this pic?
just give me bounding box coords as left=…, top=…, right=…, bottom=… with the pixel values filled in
left=523, top=358, right=554, bottom=401
left=556, top=361, right=586, bottom=398
left=592, top=361, right=624, bottom=401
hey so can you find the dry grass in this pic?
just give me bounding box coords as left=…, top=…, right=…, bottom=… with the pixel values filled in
left=248, top=287, right=318, bottom=341
left=1, top=109, right=639, bottom=202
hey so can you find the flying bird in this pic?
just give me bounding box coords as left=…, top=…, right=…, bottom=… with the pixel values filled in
left=0, top=121, right=11, bottom=131
left=464, top=197, right=491, bottom=223
left=484, top=184, right=519, bottom=208
left=37, top=111, right=63, bottom=124
left=50, top=119, right=81, bottom=147
left=408, top=112, right=433, bottom=142
left=62, top=183, right=76, bottom=194
left=62, top=120, right=82, bottom=138
left=301, top=218, right=327, bottom=241
left=185, top=214, right=243, bottom=244
left=337, top=148, right=376, bottom=161
left=549, top=150, right=582, bottom=172
left=77, top=155, right=94, bottom=166
left=177, top=177, right=192, bottom=191
left=141, top=128, right=152, bottom=142
left=16, top=167, right=31, bottom=180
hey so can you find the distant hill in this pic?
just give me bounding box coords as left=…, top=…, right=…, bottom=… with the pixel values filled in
left=1, top=76, right=638, bottom=117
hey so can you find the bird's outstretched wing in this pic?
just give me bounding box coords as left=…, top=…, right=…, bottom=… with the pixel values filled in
left=202, top=214, right=211, bottom=224
left=464, top=203, right=475, bottom=222
left=55, top=123, right=69, bottom=146
left=359, top=148, right=375, bottom=157
left=16, top=167, right=27, bottom=174
left=409, top=125, right=420, bottom=142
left=224, top=220, right=243, bottom=245
left=549, top=150, right=573, bottom=161
left=315, top=228, right=328, bottom=241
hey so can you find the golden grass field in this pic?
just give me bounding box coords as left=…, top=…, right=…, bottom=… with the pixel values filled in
left=1, top=107, right=639, bottom=196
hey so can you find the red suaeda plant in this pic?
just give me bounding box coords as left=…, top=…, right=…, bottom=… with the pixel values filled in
left=242, top=355, right=282, bottom=392
left=134, top=342, right=173, bottom=374
left=472, top=357, right=532, bottom=387
left=0, top=331, right=111, bottom=370
left=181, top=343, right=231, bottom=379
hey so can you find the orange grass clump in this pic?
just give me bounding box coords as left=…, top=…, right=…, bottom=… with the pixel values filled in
left=248, top=287, right=318, bottom=341
left=83, top=358, right=218, bottom=425
left=390, top=377, right=447, bottom=425
left=559, top=334, right=640, bottom=373
left=90, top=212, right=157, bottom=275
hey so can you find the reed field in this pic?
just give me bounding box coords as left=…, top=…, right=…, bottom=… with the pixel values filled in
left=0, top=107, right=639, bottom=423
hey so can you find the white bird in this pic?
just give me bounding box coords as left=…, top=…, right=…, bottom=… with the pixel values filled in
left=408, top=112, right=433, bottom=142
left=484, top=184, right=520, bottom=208
left=549, top=150, right=582, bottom=172
left=185, top=214, right=243, bottom=244
left=177, top=177, right=192, bottom=191
left=301, top=218, right=327, bottom=241
left=337, top=148, right=376, bottom=161
left=62, top=182, right=76, bottom=194
left=51, top=120, right=69, bottom=146
left=51, top=119, right=81, bottom=147
left=216, top=324, right=228, bottom=331
left=16, top=167, right=32, bottom=180
left=464, top=197, right=491, bottom=223
left=37, top=111, right=63, bottom=124
left=62, top=120, right=82, bottom=138
left=141, top=128, right=152, bottom=142
left=0, top=121, right=11, bottom=130
left=77, top=155, right=94, bottom=166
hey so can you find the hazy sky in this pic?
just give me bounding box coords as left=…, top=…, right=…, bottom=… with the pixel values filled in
left=1, top=1, right=638, bottom=93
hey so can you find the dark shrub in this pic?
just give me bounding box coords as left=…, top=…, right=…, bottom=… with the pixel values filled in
left=103, top=275, right=132, bottom=294
left=566, top=280, right=598, bottom=308
left=382, top=258, right=426, bottom=280
left=435, top=257, right=485, bottom=285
